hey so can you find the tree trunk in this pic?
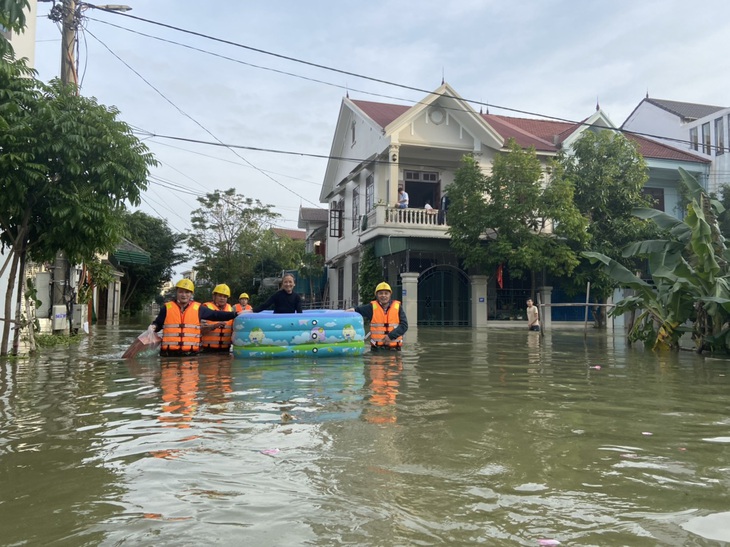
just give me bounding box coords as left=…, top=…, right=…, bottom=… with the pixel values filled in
left=1, top=249, right=20, bottom=356
left=11, top=240, right=28, bottom=355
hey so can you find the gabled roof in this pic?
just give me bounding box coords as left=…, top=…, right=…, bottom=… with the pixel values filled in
left=298, top=207, right=328, bottom=223
left=351, top=100, right=409, bottom=128
left=644, top=98, right=725, bottom=122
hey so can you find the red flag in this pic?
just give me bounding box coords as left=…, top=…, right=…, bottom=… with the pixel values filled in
left=496, top=264, right=503, bottom=289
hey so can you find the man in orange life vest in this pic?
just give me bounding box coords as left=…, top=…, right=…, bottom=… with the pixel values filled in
left=348, top=282, right=408, bottom=351
left=150, top=279, right=238, bottom=357
left=201, top=284, right=235, bottom=353
left=234, top=292, right=252, bottom=314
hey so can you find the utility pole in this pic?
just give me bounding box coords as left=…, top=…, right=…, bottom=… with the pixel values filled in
left=49, top=0, right=79, bottom=331
left=47, top=1, right=131, bottom=331
left=60, top=0, right=78, bottom=86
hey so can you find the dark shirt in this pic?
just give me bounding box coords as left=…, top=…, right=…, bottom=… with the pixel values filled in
left=253, top=290, right=303, bottom=314
left=353, top=300, right=408, bottom=339
left=151, top=302, right=238, bottom=331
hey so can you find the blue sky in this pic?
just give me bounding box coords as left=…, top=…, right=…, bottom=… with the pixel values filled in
left=31, top=0, right=730, bottom=241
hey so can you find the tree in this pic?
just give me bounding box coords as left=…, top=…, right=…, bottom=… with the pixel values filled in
left=0, top=60, right=155, bottom=354
left=0, top=0, right=29, bottom=57
left=585, top=168, right=730, bottom=352
left=187, top=188, right=279, bottom=292
left=357, top=244, right=381, bottom=305
left=119, top=211, right=186, bottom=313
left=558, top=130, right=656, bottom=325
left=447, top=141, right=588, bottom=295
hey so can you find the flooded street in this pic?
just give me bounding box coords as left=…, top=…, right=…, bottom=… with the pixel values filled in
left=2, top=323, right=730, bottom=545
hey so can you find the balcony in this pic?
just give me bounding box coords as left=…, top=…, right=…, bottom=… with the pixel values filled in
left=362, top=204, right=450, bottom=240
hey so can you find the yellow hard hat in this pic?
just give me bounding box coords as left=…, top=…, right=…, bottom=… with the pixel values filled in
left=212, top=283, right=231, bottom=297
left=175, top=279, right=195, bottom=292
left=239, top=293, right=250, bottom=299
left=375, top=282, right=392, bottom=294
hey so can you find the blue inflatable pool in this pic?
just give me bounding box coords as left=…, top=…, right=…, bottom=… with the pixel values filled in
left=231, top=310, right=366, bottom=359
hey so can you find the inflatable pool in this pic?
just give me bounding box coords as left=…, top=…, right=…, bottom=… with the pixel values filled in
left=231, top=310, right=366, bottom=359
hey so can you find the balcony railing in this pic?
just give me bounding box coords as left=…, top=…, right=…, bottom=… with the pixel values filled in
left=365, top=204, right=448, bottom=231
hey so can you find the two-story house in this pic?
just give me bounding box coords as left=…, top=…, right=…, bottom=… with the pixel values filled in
left=320, top=84, right=710, bottom=328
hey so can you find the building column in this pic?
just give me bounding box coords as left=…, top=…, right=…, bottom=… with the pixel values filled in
left=538, top=286, right=553, bottom=331
left=389, top=144, right=400, bottom=206
left=470, top=275, right=488, bottom=328
left=400, top=272, right=419, bottom=329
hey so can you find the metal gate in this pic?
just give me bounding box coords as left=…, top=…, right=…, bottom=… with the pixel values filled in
left=417, top=266, right=470, bottom=326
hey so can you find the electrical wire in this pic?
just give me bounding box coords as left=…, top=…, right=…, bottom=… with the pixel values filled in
left=84, top=28, right=322, bottom=209
left=83, top=7, right=729, bottom=154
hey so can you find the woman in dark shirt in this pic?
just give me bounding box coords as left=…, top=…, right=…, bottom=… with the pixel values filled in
left=252, top=273, right=303, bottom=314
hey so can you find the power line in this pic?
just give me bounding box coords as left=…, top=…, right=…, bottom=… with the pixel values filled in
left=84, top=7, right=730, bottom=155
left=84, top=28, right=322, bottom=209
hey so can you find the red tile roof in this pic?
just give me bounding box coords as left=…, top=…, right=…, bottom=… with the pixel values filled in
left=351, top=99, right=409, bottom=128
left=351, top=98, right=710, bottom=163
left=625, top=133, right=711, bottom=164
left=272, top=228, right=306, bottom=240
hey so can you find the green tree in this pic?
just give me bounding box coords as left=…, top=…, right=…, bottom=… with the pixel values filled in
left=447, top=142, right=588, bottom=295
left=357, top=243, right=381, bottom=304
left=559, top=130, right=656, bottom=325
left=0, top=60, right=155, bottom=354
left=187, top=188, right=279, bottom=292
left=0, top=0, right=29, bottom=57
left=118, top=211, right=186, bottom=313
left=586, top=168, right=730, bottom=352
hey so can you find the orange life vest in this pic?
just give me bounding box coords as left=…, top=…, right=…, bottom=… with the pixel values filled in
left=234, top=303, right=252, bottom=314
left=201, top=302, right=234, bottom=350
left=370, top=300, right=403, bottom=349
left=161, top=301, right=202, bottom=354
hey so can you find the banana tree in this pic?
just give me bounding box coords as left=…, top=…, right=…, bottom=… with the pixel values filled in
left=584, top=168, right=730, bottom=352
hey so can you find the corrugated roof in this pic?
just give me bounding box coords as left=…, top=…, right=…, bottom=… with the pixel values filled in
left=113, top=238, right=150, bottom=265
left=646, top=98, right=725, bottom=122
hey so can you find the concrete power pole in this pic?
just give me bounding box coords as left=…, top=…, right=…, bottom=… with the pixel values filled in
left=50, top=0, right=78, bottom=331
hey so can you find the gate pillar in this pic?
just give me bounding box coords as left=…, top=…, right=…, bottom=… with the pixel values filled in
left=400, top=272, right=419, bottom=333
left=470, top=275, right=488, bottom=328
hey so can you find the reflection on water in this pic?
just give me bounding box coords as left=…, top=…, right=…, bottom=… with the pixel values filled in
left=1, top=323, right=730, bottom=545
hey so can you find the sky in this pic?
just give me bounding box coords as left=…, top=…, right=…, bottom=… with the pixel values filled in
left=29, top=0, right=730, bottom=270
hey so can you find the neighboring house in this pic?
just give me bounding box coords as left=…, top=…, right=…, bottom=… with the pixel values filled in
left=319, top=83, right=711, bottom=327
left=297, top=207, right=328, bottom=257
left=272, top=227, right=306, bottom=241
left=622, top=97, right=727, bottom=194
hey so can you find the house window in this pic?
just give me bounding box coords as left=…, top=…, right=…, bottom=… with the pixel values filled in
left=642, top=187, right=665, bottom=212
left=689, top=127, right=698, bottom=151
left=329, top=200, right=344, bottom=238
left=715, top=117, right=725, bottom=156
left=352, top=186, right=360, bottom=230
left=365, top=174, right=374, bottom=213
left=404, top=170, right=439, bottom=182
left=702, top=122, right=711, bottom=155
left=351, top=121, right=356, bottom=146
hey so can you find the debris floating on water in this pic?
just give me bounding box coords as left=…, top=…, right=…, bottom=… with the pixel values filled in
left=642, top=432, right=653, bottom=436
left=538, top=540, right=561, bottom=546
left=260, top=448, right=280, bottom=456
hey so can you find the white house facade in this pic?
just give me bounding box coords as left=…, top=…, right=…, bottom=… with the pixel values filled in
left=319, top=85, right=711, bottom=328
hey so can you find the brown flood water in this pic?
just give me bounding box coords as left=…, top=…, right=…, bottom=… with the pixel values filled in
left=1, top=322, right=730, bottom=546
